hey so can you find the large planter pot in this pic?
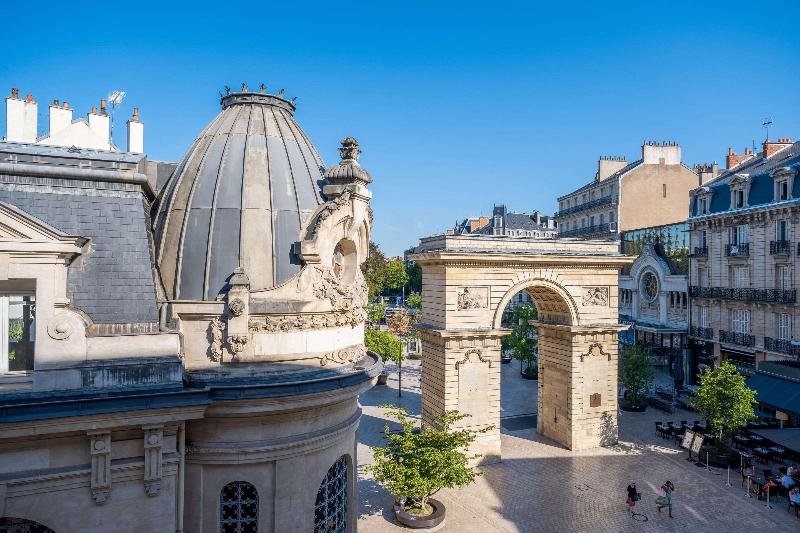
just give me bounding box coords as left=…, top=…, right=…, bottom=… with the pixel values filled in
left=619, top=397, right=648, bottom=412
left=376, top=372, right=389, bottom=385
left=394, top=498, right=446, bottom=530
left=699, top=446, right=739, bottom=468
left=520, top=368, right=538, bottom=380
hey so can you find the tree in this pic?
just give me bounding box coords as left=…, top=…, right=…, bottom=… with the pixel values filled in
left=406, top=261, right=422, bottom=293
left=383, top=259, right=409, bottom=292
left=619, top=343, right=655, bottom=404
left=387, top=309, right=419, bottom=397
left=506, top=304, right=538, bottom=377
left=367, top=301, right=388, bottom=325
left=362, top=241, right=387, bottom=300
left=368, top=406, right=490, bottom=516
left=690, top=362, right=757, bottom=450
left=405, top=291, right=422, bottom=310
left=365, top=329, right=404, bottom=395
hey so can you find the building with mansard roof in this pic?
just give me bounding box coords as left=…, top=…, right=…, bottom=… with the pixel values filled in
left=0, top=84, right=379, bottom=533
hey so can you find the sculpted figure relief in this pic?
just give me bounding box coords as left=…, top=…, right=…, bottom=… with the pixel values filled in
left=457, top=287, right=485, bottom=310
left=582, top=286, right=609, bottom=307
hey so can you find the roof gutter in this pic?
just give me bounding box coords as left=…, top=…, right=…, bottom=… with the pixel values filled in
left=0, top=161, right=154, bottom=198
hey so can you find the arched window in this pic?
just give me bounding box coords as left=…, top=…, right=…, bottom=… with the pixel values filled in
left=314, top=456, right=348, bottom=533
left=220, top=481, right=258, bottom=533
left=0, top=517, right=54, bottom=533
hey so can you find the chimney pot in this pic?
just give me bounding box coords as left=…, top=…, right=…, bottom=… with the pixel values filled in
left=132, top=107, right=139, bottom=121
left=52, top=99, right=59, bottom=106
left=10, top=87, right=19, bottom=99
left=99, top=99, right=106, bottom=114
left=25, top=93, right=33, bottom=102
left=63, top=101, right=69, bottom=109
left=91, top=106, right=97, bottom=113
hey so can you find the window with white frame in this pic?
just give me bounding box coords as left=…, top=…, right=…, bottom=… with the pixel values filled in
left=776, top=220, right=789, bottom=241
left=778, top=313, right=791, bottom=340
left=698, top=197, right=708, bottom=215
left=699, top=306, right=709, bottom=328
left=609, top=211, right=615, bottom=222
left=700, top=230, right=707, bottom=248
left=0, top=294, right=35, bottom=373
left=776, top=265, right=791, bottom=291
left=734, top=189, right=745, bottom=208
left=731, top=266, right=749, bottom=288
left=731, top=309, right=750, bottom=334
left=775, top=177, right=791, bottom=201
left=698, top=266, right=708, bottom=287
left=729, top=225, right=748, bottom=245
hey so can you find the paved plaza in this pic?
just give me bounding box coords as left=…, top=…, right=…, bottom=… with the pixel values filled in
left=357, top=360, right=800, bottom=533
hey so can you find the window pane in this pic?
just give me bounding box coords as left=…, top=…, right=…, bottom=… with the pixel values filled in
left=3, top=295, right=35, bottom=373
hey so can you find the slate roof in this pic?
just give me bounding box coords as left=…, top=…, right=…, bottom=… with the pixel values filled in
left=153, top=91, right=326, bottom=300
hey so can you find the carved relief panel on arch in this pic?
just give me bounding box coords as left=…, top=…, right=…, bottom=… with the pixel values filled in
left=456, top=286, right=488, bottom=310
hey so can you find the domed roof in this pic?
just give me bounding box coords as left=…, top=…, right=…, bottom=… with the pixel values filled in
left=154, top=86, right=326, bottom=300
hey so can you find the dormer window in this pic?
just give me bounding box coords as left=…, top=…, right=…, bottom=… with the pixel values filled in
left=734, top=190, right=744, bottom=208
left=729, top=174, right=751, bottom=210
left=771, top=167, right=795, bottom=202
left=778, top=179, right=789, bottom=200
left=698, top=198, right=708, bottom=215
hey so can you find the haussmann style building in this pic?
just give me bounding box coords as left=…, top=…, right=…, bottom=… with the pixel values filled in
left=0, top=85, right=379, bottom=533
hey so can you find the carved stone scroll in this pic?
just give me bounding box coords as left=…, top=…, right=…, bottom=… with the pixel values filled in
left=580, top=342, right=611, bottom=362
left=143, top=425, right=164, bottom=497
left=88, top=431, right=111, bottom=504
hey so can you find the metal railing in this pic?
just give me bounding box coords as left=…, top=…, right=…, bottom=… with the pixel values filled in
left=719, top=329, right=755, bottom=347
left=764, top=337, right=800, bottom=357
left=693, top=246, right=708, bottom=257
left=555, top=196, right=617, bottom=218
left=689, top=326, right=714, bottom=340
left=725, top=243, right=749, bottom=256
left=770, top=240, right=791, bottom=254
left=558, top=222, right=616, bottom=238
left=689, top=286, right=796, bottom=304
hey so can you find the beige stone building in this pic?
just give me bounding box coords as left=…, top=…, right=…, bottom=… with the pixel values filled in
left=687, top=138, right=799, bottom=378
left=556, top=142, right=703, bottom=238
left=0, top=86, right=379, bottom=532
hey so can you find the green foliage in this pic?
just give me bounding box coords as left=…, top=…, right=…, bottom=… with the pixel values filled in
left=367, top=405, right=490, bottom=513
left=690, top=362, right=757, bottom=447
left=362, top=241, right=388, bottom=300
left=619, top=343, right=655, bottom=404
left=365, top=329, right=404, bottom=365
left=367, top=302, right=388, bottom=324
left=405, top=291, right=422, bottom=310
left=506, top=304, right=538, bottom=374
left=8, top=320, right=23, bottom=342
left=384, top=259, right=409, bottom=291
left=406, top=262, right=422, bottom=293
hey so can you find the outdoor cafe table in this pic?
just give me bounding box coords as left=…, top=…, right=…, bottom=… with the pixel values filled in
left=751, top=428, right=800, bottom=457
left=753, top=447, right=771, bottom=463
left=734, top=435, right=750, bottom=448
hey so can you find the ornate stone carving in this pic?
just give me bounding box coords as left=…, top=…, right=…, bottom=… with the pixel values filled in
left=228, top=297, right=245, bottom=317
left=143, top=425, right=163, bottom=497
left=582, top=286, right=609, bottom=307
left=307, top=189, right=353, bottom=238
left=47, top=314, right=74, bottom=340
left=319, top=344, right=367, bottom=366
left=580, top=342, right=611, bottom=362
left=456, top=348, right=492, bottom=368
left=208, top=316, right=225, bottom=362
left=88, top=431, right=111, bottom=504
left=228, top=334, right=248, bottom=354
left=457, top=287, right=485, bottom=310
left=248, top=308, right=366, bottom=333
left=313, top=265, right=368, bottom=313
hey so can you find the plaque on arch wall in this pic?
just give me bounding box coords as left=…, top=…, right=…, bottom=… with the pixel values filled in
left=589, top=393, right=601, bottom=407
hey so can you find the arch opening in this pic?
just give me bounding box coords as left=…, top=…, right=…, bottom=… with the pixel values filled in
left=493, top=279, right=577, bottom=329
left=0, top=517, right=55, bottom=533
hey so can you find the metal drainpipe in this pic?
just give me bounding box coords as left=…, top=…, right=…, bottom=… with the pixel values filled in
left=176, top=421, right=185, bottom=533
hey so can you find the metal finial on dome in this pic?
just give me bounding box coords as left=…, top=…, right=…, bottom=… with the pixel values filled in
left=259, top=84, right=267, bottom=93
left=277, top=89, right=285, bottom=97
left=225, top=85, right=231, bottom=95
left=241, top=83, right=248, bottom=92
left=339, top=137, right=361, bottom=162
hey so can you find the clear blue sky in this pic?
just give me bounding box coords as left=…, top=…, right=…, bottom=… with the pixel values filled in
left=3, top=1, right=799, bottom=256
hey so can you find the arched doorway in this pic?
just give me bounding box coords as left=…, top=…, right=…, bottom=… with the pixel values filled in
left=410, top=235, right=632, bottom=461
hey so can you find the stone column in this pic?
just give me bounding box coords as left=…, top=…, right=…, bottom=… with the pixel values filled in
left=658, top=291, right=668, bottom=325
left=630, top=289, right=639, bottom=319
left=420, top=327, right=508, bottom=465
left=535, top=323, right=626, bottom=450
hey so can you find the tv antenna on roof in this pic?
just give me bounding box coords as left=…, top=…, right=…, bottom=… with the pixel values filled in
left=762, top=117, right=773, bottom=141
left=108, top=90, right=126, bottom=148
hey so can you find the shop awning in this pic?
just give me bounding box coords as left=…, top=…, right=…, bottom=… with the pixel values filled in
left=746, top=372, right=800, bottom=417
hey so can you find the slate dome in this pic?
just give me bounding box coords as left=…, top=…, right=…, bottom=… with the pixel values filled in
left=154, top=87, right=326, bottom=300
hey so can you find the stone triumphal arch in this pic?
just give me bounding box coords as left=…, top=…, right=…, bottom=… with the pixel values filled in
left=410, top=235, right=634, bottom=463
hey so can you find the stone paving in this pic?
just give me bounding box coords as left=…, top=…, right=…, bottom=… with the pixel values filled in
left=357, top=360, right=800, bottom=533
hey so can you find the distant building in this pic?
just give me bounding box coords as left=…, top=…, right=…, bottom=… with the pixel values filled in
left=450, top=204, right=558, bottom=238
left=555, top=142, right=708, bottom=239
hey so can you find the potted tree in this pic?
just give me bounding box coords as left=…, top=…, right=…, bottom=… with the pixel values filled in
left=506, top=304, right=538, bottom=379
left=618, top=343, right=655, bottom=412
left=365, top=329, right=403, bottom=387
left=690, top=362, right=757, bottom=467
left=368, top=406, right=490, bottom=529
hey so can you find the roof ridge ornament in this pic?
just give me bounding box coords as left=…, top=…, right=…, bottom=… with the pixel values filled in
left=339, top=137, right=361, bottom=162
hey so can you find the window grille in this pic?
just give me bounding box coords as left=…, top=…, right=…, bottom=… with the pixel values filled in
left=220, top=481, right=258, bottom=533
left=314, top=456, right=348, bottom=533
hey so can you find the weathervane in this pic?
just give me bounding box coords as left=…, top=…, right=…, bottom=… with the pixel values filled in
left=763, top=117, right=773, bottom=141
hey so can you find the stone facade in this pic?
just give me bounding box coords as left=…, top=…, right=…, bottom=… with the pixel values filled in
left=410, top=235, right=632, bottom=458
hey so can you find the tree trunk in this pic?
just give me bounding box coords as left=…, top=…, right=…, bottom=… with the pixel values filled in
left=398, top=360, right=402, bottom=398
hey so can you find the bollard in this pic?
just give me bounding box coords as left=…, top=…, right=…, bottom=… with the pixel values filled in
left=765, top=483, right=773, bottom=510
left=745, top=475, right=752, bottom=498
left=727, top=465, right=731, bottom=486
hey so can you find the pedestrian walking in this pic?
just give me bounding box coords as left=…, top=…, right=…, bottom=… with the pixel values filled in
left=626, top=481, right=640, bottom=515
left=655, top=480, right=674, bottom=518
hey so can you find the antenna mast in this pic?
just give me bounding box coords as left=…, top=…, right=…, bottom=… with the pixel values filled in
left=108, top=90, right=126, bottom=147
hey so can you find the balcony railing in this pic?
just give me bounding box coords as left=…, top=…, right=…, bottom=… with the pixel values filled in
left=719, top=330, right=755, bottom=347
left=555, top=196, right=617, bottom=218
left=725, top=243, right=749, bottom=257
left=693, top=246, right=708, bottom=257
left=770, top=240, right=791, bottom=255
left=690, top=326, right=714, bottom=340
left=558, top=222, right=616, bottom=238
left=689, top=286, right=796, bottom=304
left=764, top=337, right=800, bottom=357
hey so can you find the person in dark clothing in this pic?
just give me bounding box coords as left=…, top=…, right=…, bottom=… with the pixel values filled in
left=626, top=481, right=640, bottom=514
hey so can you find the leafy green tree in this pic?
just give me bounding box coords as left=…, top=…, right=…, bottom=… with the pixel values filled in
left=365, top=329, right=403, bottom=365
left=368, top=406, right=491, bottom=516
left=367, top=302, right=388, bottom=324
left=362, top=241, right=387, bottom=300
left=619, top=343, right=655, bottom=404
left=406, top=261, right=422, bottom=293
left=384, top=259, right=409, bottom=292
left=405, top=291, right=422, bottom=310
left=506, top=304, right=538, bottom=376
left=690, top=362, right=757, bottom=449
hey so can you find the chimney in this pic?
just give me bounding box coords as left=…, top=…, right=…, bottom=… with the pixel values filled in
left=534, top=211, right=541, bottom=225
left=726, top=147, right=754, bottom=170
left=48, top=99, right=73, bottom=137
left=478, top=216, right=489, bottom=229
left=127, top=107, right=144, bottom=153
left=642, top=141, right=681, bottom=165
left=763, top=137, right=792, bottom=159
left=87, top=100, right=110, bottom=150
left=597, top=156, right=627, bottom=181
left=4, top=88, right=38, bottom=143
left=694, top=162, right=719, bottom=185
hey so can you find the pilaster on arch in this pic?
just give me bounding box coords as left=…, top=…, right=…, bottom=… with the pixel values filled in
left=492, top=278, right=579, bottom=329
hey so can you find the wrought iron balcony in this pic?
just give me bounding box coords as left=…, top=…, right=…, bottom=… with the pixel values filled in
left=555, top=196, right=617, bottom=218
left=770, top=240, right=791, bottom=255
left=689, top=286, right=796, bottom=304
left=725, top=243, right=749, bottom=257
left=558, top=222, right=616, bottom=238
left=719, top=330, right=755, bottom=347
left=690, top=326, right=714, bottom=340
left=693, top=246, right=708, bottom=257
left=764, top=337, right=800, bottom=357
